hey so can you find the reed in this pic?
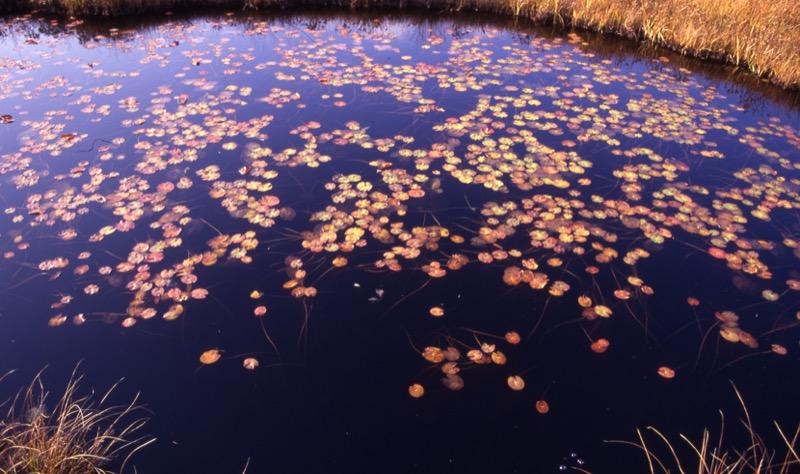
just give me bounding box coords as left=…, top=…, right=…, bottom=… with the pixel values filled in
left=0, top=367, right=153, bottom=474
left=531, top=0, right=800, bottom=91
left=610, top=385, right=800, bottom=474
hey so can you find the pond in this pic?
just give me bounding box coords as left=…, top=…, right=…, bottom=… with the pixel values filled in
left=0, top=9, right=799, bottom=473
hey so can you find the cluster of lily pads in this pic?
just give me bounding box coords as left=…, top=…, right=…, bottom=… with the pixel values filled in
left=0, top=14, right=798, bottom=405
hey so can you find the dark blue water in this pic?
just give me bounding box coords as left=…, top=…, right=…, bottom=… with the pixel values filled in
left=0, top=10, right=799, bottom=473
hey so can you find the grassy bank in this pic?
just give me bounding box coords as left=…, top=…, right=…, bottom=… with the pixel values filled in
left=2, top=0, right=799, bottom=92
left=541, top=0, right=800, bottom=92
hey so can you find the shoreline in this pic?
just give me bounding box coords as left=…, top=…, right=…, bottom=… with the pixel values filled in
left=1, top=0, right=799, bottom=93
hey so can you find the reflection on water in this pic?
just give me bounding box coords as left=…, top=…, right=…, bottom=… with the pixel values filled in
left=0, top=9, right=799, bottom=473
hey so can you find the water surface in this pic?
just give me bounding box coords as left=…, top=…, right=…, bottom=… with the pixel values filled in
left=0, top=10, right=799, bottom=473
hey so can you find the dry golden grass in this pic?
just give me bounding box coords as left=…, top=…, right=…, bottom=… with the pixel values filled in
left=0, top=367, right=153, bottom=474
left=516, top=0, right=800, bottom=91
left=610, top=385, right=800, bottom=474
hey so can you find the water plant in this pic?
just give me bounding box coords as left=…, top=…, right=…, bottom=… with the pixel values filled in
left=0, top=367, right=153, bottom=474
left=2, top=0, right=798, bottom=91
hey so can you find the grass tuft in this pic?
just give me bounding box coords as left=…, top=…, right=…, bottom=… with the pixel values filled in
left=0, top=366, right=154, bottom=474
left=610, top=383, right=800, bottom=474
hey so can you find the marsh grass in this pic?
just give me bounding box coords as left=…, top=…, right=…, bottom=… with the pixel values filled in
left=2, top=0, right=798, bottom=91
left=611, top=385, right=800, bottom=474
left=0, top=367, right=154, bottom=474
left=532, top=0, right=800, bottom=91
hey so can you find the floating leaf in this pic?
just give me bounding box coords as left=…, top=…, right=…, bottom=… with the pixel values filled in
left=200, top=349, right=221, bottom=365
